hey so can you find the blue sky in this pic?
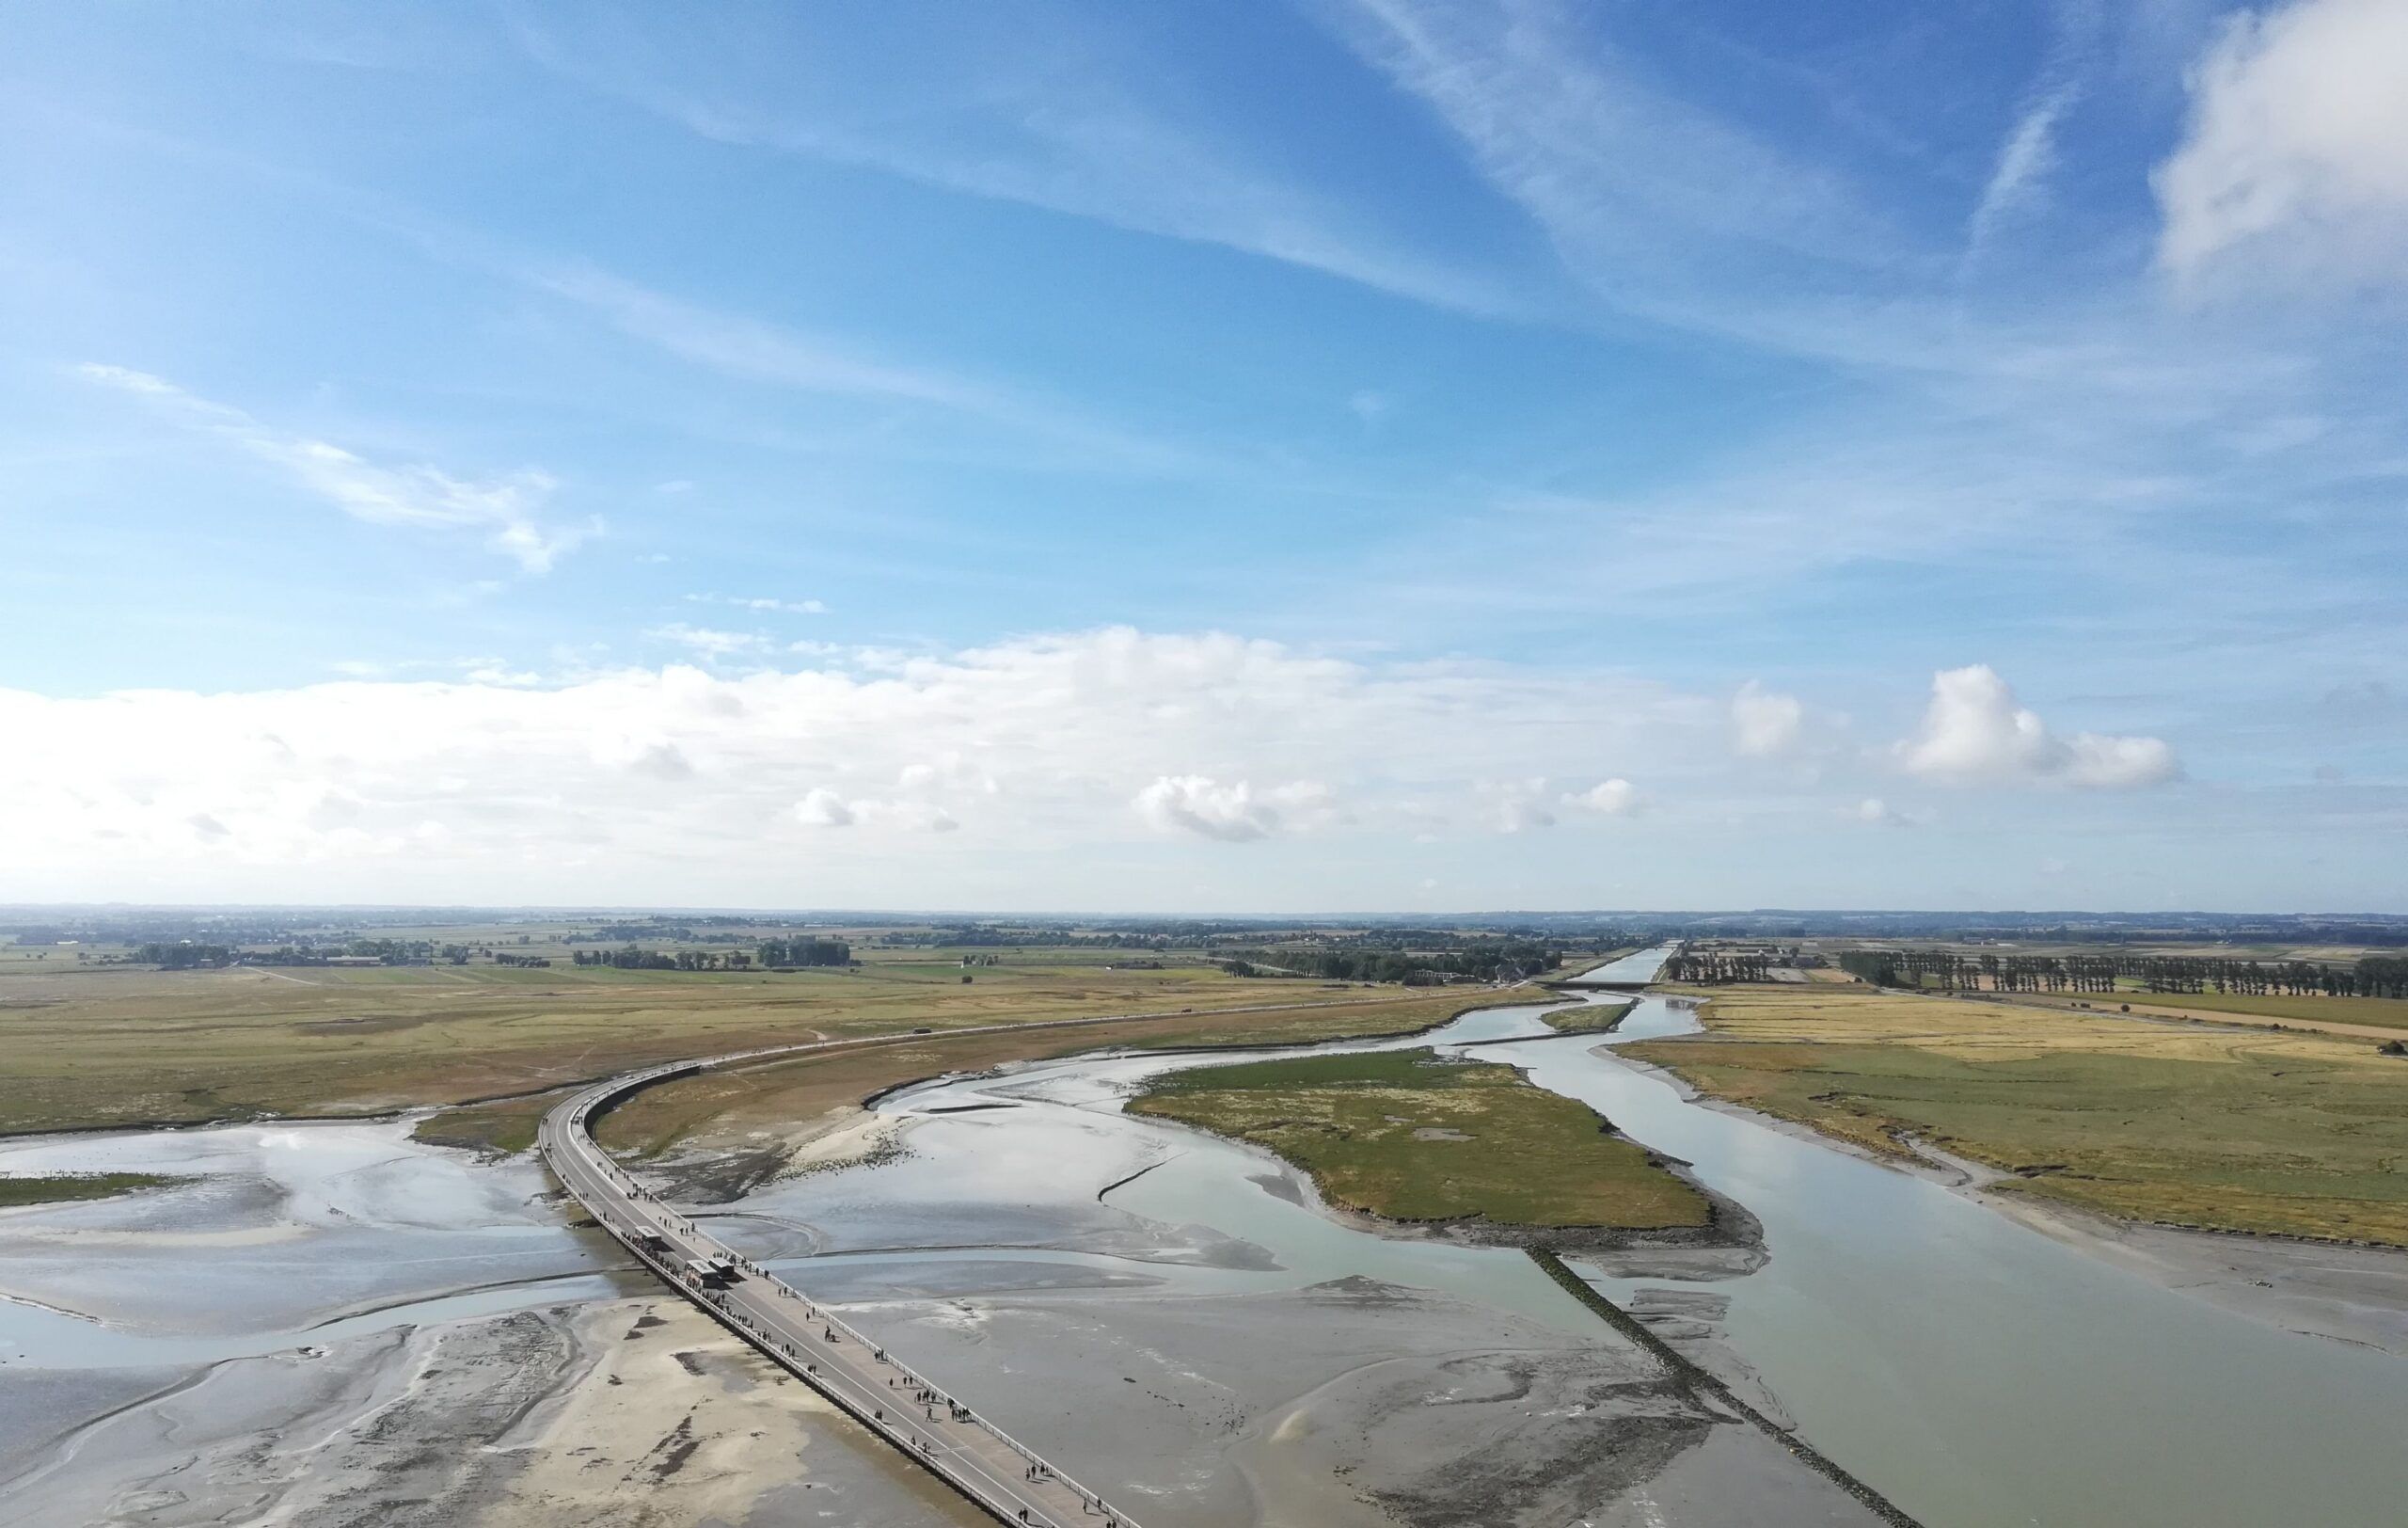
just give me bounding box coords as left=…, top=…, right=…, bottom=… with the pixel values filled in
left=3, top=0, right=2403, bottom=911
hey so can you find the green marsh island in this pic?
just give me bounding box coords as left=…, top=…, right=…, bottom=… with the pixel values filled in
left=1128, top=1046, right=1709, bottom=1232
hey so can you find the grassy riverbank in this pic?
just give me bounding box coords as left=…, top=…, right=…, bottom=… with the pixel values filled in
left=581, top=987, right=1545, bottom=1161
left=0, top=950, right=1505, bottom=1138
left=1625, top=986, right=2408, bottom=1247
left=1128, top=1047, right=1710, bottom=1232
left=0, top=1171, right=180, bottom=1207
left=1541, top=997, right=1633, bottom=1033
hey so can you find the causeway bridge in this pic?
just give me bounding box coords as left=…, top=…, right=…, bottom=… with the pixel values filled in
left=539, top=1002, right=1390, bottom=1526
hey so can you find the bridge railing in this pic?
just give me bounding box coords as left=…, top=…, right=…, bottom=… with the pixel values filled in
left=547, top=1058, right=1140, bottom=1524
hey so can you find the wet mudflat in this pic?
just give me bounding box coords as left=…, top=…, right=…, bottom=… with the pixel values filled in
left=0, top=1120, right=987, bottom=1527
left=10, top=940, right=2405, bottom=1527
left=692, top=961, right=1884, bottom=1526
left=705, top=953, right=2408, bottom=1528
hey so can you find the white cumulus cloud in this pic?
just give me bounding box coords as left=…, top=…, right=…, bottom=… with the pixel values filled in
left=1851, top=796, right=1925, bottom=829
left=1562, top=779, right=1641, bottom=818
left=0, top=627, right=1732, bottom=901
left=794, top=788, right=855, bottom=828
left=1731, top=681, right=1806, bottom=758
left=1895, top=666, right=2180, bottom=789
left=1478, top=778, right=1558, bottom=835
left=2156, top=0, right=2408, bottom=282
left=1134, top=775, right=1320, bottom=842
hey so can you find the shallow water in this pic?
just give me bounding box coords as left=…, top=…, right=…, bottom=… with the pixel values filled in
left=0, top=1119, right=621, bottom=1373
left=9, top=956, right=2404, bottom=1527
left=1492, top=1000, right=2408, bottom=1528
left=778, top=949, right=2408, bottom=1528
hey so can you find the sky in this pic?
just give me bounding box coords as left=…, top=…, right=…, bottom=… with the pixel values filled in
left=2, top=0, right=2403, bottom=914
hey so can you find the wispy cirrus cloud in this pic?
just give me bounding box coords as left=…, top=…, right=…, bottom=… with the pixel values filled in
left=643, top=623, right=771, bottom=660
left=512, top=11, right=1520, bottom=319
left=1964, top=84, right=2080, bottom=270
left=1963, top=2, right=2105, bottom=273
left=687, top=593, right=829, bottom=616
left=527, top=264, right=988, bottom=409
left=75, top=364, right=590, bottom=572
left=1320, top=0, right=1919, bottom=332
left=503, top=261, right=1194, bottom=473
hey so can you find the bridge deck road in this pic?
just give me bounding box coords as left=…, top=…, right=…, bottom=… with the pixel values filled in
left=540, top=1082, right=1139, bottom=1528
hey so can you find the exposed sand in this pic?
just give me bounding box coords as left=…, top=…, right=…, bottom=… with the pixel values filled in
left=774, top=1243, right=1890, bottom=1528
left=638, top=1106, right=907, bottom=1204
left=0, top=1297, right=993, bottom=1528
left=1231, top=1327, right=1877, bottom=1528
left=484, top=1297, right=987, bottom=1527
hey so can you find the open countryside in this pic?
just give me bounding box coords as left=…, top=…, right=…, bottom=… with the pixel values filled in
left=7, top=912, right=2408, bottom=1527
left=8, top=2, right=2408, bottom=1524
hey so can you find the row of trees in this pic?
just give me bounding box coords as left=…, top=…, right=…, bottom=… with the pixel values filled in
left=135, top=942, right=232, bottom=969
left=2150, top=955, right=2408, bottom=998
left=1663, top=952, right=1778, bottom=984
left=571, top=946, right=747, bottom=971
left=565, top=938, right=851, bottom=972
left=756, top=936, right=851, bottom=968
left=1837, top=949, right=2408, bottom=999
left=2357, top=957, right=2408, bottom=999
left=1835, top=950, right=2121, bottom=993
left=1221, top=941, right=1563, bottom=984
left=880, top=926, right=1177, bottom=948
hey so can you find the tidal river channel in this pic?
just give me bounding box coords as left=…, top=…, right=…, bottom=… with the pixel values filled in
left=6, top=949, right=2407, bottom=1527
left=729, top=947, right=2408, bottom=1528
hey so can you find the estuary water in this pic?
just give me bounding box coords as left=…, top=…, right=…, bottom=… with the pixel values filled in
left=8, top=949, right=2405, bottom=1526
left=0, top=1117, right=626, bottom=1482
left=812, top=951, right=2408, bottom=1528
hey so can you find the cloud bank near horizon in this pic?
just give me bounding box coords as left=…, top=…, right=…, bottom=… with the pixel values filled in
left=0, top=628, right=2196, bottom=906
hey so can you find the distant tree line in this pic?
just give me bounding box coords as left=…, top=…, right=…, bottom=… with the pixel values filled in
left=1220, top=940, right=1561, bottom=984
left=581, top=920, right=707, bottom=941
left=757, top=936, right=851, bottom=967
left=879, top=926, right=1174, bottom=949
left=565, top=939, right=849, bottom=971
left=1663, top=952, right=1776, bottom=984
left=135, top=942, right=232, bottom=969
left=1836, top=949, right=2408, bottom=999
left=572, top=945, right=752, bottom=971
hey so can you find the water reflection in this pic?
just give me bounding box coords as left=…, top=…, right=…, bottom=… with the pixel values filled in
left=0, top=1120, right=619, bottom=1368
left=793, top=954, right=2408, bottom=1528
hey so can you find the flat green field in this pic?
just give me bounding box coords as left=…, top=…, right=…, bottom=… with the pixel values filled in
left=0, top=951, right=1444, bottom=1138
left=1128, top=1047, right=1709, bottom=1231
left=439, top=985, right=1529, bottom=1158
left=1627, top=986, right=2408, bottom=1246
